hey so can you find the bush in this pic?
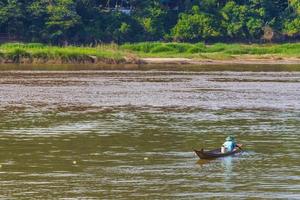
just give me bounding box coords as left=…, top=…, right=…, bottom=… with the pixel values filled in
left=165, top=43, right=192, bottom=53
left=205, top=43, right=228, bottom=52
left=0, top=51, right=4, bottom=58
left=7, top=49, right=31, bottom=63
left=150, top=45, right=174, bottom=53
left=32, top=51, right=51, bottom=60
left=122, top=42, right=160, bottom=53
left=222, top=44, right=248, bottom=54
left=1, top=43, right=46, bottom=49
left=187, top=46, right=205, bottom=53
left=1, top=43, right=25, bottom=48
left=187, top=42, right=206, bottom=53
left=25, top=43, right=46, bottom=49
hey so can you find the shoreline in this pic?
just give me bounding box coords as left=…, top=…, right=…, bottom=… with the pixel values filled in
left=0, top=58, right=300, bottom=72
left=1, top=57, right=300, bottom=67
left=140, top=57, right=300, bottom=65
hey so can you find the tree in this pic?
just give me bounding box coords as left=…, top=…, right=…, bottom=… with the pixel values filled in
left=220, top=1, right=265, bottom=40
left=283, top=0, right=300, bottom=36
left=246, top=17, right=264, bottom=38
left=289, top=0, right=300, bottom=14
left=171, top=6, right=220, bottom=41
left=138, top=6, right=167, bottom=40
left=220, top=1, right=247, bottom=39
left=0, top=0, right=24, bottom=37
left=25, top=0, right=49, bottom=42
left=46, top=0, right=81, bottom=44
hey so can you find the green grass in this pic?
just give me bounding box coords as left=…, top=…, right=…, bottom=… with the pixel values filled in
left=0, top=43, right=127, bottom=64
left=121, top=42, right=300, bottom=59
left=1, top=42, right=300, bottom=64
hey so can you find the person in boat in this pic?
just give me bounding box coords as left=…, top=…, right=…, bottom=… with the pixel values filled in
left=221, top=136, right=237, bottom=153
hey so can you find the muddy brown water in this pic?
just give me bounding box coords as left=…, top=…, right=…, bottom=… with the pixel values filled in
left=0, top=65, right=299, bottom=199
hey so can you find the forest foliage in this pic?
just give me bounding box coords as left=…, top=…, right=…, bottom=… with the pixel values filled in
left=0, top=0, right=300, bottom=44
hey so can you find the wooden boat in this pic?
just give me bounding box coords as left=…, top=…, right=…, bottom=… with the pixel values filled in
left=194, top=145, right=242, bottom=159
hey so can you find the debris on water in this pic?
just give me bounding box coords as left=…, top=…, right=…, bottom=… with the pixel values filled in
left=73, top=161, right=77, bottom=165
left=144, top=157, right=148, bottom=160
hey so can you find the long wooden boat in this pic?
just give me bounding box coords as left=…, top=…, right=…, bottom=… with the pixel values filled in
left=194, top=145, right=242, bottom=159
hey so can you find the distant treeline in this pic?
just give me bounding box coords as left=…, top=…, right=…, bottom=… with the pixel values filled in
left=1, top=0, right=300, bottom=44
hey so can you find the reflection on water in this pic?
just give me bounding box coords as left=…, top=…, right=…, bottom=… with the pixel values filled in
left=0, top=68, right=299, bottom=199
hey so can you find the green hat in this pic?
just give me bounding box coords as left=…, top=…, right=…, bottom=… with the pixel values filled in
left=226, top=136, right=235, bottom=141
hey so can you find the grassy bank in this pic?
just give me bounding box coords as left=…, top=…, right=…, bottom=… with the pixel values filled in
left=1, top=42, right=300, bottom=65
left=0, top=43, right=131, bottom=64
left=121, top=42, right=300, bottom=60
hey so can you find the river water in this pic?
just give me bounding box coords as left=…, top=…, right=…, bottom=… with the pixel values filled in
left=0, top=66, right=299, bottom=199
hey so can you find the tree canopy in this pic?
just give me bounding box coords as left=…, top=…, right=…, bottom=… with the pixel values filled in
left=0, top=0, right=298, bottom=44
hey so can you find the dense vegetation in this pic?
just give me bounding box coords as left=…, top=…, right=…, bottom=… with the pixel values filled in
left=1, top=0, right=300, bottom=44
